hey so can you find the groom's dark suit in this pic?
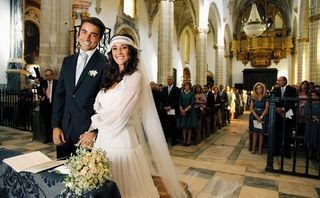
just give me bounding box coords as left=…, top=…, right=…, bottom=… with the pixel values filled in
left=52, top=50, right=107, bottom=158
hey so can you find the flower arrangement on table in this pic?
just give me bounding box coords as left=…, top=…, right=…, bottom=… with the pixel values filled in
left=63, top=147, right=112, bottom=196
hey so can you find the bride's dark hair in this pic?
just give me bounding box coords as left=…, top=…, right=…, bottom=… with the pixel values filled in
left=103, top=33, right=139, bottom=90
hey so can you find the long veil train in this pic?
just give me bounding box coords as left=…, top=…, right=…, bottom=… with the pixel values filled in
left=135, top=59, right=187, bottom=197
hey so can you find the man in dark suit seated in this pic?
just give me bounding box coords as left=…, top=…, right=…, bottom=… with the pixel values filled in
left=51, top=17, right=108, bottom=158
left=273, top=76, right=297, bottom=158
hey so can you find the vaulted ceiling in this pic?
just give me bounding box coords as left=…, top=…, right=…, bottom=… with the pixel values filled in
left=144, top=0, right=294, bottom=39
left=233, top=0, right=293, bottom=34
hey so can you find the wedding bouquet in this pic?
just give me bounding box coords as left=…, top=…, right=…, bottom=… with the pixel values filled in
left=63, top=147, right=112, bottom=196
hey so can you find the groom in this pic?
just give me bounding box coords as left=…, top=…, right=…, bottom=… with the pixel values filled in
left=51, top=17, right=108, bottom=158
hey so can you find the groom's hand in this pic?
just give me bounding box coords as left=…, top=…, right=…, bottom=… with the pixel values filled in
left=52, top=127, right=66, bottom=146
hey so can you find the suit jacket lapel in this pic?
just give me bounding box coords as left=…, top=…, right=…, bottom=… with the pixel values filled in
left=75, top=50, right=99, bottom=88
left=72, top=53, right=79, bottom=86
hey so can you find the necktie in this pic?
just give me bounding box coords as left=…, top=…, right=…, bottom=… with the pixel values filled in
left=281, top=87, right=285, bottom=97
left=46, top=81, right=52, bottom=103
left=75, top=52, right=88, bottom=85
left=168, top=86, right=172, bottom=95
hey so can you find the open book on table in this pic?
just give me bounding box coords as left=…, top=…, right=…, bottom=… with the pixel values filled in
left=2, top=151, right=66, bottom=173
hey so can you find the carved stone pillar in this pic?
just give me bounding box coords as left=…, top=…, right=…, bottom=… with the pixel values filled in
left=289, top=50, right=297, bottom=85
left=158, top=0, right=174, bottom=84
left=225, top=54, right=233, bottom=87
left=6, top=0, right=24, bottom=90
left=296, top=0, right=309, bottom=82
left=39, top=0, right=72, bottom=78
left=215, top=44, right=224, bottom=86
left=309, top=0, right=320, bottom=83
left=297, top=38, right=309, bottom=82
left=195, top=27, right=208, bottom=85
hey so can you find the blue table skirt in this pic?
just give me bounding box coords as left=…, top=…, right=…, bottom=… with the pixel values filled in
left=0, top=148, right=121, bottom=197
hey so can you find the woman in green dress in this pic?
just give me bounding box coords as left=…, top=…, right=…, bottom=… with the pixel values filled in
left=177, top=82, right=198, bottom=146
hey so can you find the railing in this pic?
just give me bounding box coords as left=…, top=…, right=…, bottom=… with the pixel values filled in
left=0, top=89, right=36, bottom=131
left=265, top=92, right=320, bottom=179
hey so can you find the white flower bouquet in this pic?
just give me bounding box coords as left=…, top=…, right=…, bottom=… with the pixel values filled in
left=63, top=147, right=112, bottom=196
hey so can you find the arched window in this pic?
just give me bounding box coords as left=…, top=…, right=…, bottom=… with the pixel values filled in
left=124, top=0, right=135, bottom=18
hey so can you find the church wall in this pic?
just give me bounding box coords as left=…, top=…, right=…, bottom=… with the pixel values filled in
left=136, top=0, right=159, bottom=83
left=88, top=0, right=119, bottom=35
left=0, top=1, right=11, bottom=85
left=172, top=27, right=184, bottom=87
left=232, top=57, right=290, bottom=89
left=178, top=27, right=197, bottom=86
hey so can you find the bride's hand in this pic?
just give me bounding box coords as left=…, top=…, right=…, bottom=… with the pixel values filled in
left=77, top=131, right=97, bottom=147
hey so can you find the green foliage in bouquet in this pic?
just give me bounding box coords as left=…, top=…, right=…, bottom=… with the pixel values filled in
left=64, top=147, right=112, bottom=195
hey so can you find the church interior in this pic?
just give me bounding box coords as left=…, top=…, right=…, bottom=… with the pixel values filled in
left=0, top=0, right=320, bottom=197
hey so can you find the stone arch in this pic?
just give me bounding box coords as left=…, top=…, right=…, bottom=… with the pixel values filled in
left=208, top=2, right=221, bottom=43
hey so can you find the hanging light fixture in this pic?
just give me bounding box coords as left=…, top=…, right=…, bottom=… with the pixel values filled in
left=243, top=3, right=266, bottom=37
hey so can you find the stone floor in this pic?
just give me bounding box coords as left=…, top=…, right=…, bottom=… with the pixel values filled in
left=1, top=111, right=319, bottom=197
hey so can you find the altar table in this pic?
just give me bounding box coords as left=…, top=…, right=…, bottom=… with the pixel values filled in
left=0, top=148, right=121, bottom=197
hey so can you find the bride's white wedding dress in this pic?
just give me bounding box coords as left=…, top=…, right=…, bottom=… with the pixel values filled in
left=91, top=71, right=159, bottom=197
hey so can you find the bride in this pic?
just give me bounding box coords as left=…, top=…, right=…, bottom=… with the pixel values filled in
left=77, top=33, right=187, bottom=197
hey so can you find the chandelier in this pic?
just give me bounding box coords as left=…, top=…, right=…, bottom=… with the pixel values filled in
left=243, top=3, right=266, bottom=37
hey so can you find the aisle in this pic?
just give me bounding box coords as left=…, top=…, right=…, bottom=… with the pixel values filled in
left=170, top=112, right=320, bottom=198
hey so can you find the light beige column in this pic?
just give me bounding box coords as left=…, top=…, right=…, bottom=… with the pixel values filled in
left=290, top=50, right=297, bottom=85
left=297, top=39, right=309, bottom=82
left=215, top=44, right=224, bottom=86
left=309, top=0, right=320, bottom=83
left=296, top=0, right=309, bottom=82
left=195, top=27, right=208, bottom=85
left=39, top=0, right=72, bottom=78
left=225, top=54, right=233, bottom=87
left=158, top=0, right=174, bottom=84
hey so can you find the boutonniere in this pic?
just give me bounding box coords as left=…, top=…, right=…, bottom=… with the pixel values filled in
left=88, top=70, right=98, bottom=77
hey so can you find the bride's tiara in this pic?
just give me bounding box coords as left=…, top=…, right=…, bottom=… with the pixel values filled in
left=106, top=35, right=138, bottom=52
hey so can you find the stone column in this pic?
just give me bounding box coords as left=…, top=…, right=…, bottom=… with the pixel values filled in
left=195, top=27, right=208, bottom=85
left=158, top=0, right=174, bottom=84
left=6, top=0, right=24, bottom=90
left=289, top=50, right=297, bottom=85
left=225, top=54, right=233, bottom=87
left=296, top=0, right=309, bottom=82
left=309, top=0, right=320, bottom=83
left=39, top=0, right=72, bottom=78
left=215, top=44, right=224, bottom=86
